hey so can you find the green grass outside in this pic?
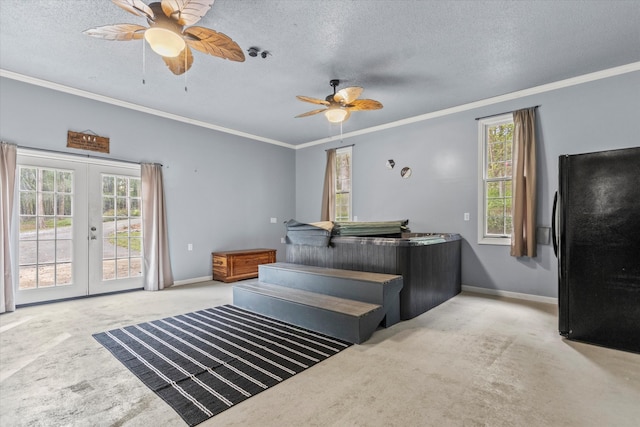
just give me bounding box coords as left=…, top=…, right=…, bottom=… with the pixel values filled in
left=108, top=231, right=142, bottom=252
left=20, top=217, right=72, bottom=232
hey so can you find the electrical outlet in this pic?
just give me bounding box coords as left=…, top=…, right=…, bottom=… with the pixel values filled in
left=281, top=237, right=286, bottom=244
left=464, top=213, right=470, bottom=221
left=270, top=217, right=277, bottom=223
left=353, top=215, right=358, bottom=221
left=187, top=243, right=193, bottom=251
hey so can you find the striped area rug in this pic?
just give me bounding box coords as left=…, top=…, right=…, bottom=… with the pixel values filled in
left=93, top=305, right=351, bottom=426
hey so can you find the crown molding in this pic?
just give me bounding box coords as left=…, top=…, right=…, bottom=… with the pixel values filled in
left=296, top=61, right=640, bottom=149
left=0, top=69, right=295, bottom=150
left=3, top=62, right=639, bottom=151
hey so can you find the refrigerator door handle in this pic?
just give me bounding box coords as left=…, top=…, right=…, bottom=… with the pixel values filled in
left=552, top=191, right=558, bottom=257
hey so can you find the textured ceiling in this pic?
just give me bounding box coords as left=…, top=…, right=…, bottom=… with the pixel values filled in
left=1, top=0, right=639, bottom=147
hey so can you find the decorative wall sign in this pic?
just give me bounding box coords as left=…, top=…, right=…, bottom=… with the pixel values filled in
left=401, top=167, right=412, bottom=178
left=67, top=130, right=110, bottom=153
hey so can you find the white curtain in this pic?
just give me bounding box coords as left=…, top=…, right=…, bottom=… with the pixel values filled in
left=320, top=149, right=336, bottom=221
left=1, top=142, right=17, bottom=313
left=141, top=163, right=174, bottom=291
left=510, top=108, right=537, bottom=257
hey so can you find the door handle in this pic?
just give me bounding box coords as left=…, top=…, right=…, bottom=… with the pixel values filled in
left=551, top=191, right=558, bottom=257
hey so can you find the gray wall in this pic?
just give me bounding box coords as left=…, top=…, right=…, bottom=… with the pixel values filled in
left=295, top=71, right=640, bottom=298
left=0, top=78, right=296, bottom=282
left=2, top=71, right=638, bottom=296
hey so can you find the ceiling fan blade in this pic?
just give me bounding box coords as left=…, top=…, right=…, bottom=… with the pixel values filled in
left=161, top=0, right=214, bottom=26
left=83, top=24, right=146, bottom=41
left=346, top=99, right=384, bottom=111
left=334, top=87, right=363, bottom=105
left=162, top=45, right=194, bottom=75
left=295, top=108, right=327, bottom=118
left=296, top=95, right=330, bottom=106
left=112, top=0, right=155, bottom=21
left=184, top=26, right=245, bottom=62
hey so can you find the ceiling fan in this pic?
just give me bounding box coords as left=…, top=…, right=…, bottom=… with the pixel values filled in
left=296, top=79, right=383, bottom=123
left=84, top=0, right=245, bottom=75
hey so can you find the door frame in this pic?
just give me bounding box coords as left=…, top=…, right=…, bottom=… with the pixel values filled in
left=14, top=148, right=143, bottom=305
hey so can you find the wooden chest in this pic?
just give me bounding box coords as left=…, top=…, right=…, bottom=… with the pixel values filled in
left=212, top=248, right=276, bottom=283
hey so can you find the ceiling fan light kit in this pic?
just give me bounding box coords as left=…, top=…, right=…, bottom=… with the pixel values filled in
left=144, top=27, right=185, bottom=57
left=325, top=107, right=349, bottom=123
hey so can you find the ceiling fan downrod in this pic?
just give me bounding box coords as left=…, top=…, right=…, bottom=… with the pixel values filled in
left=329, top=79, right=340, bottom=94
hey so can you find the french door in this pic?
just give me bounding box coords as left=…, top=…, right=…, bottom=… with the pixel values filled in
left=16, top=150, right=143, bottom=305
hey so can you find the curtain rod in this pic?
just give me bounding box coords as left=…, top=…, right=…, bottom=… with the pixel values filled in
left=475, top=105, right=540, bottom=121
left=16, top=145, right=162, bottom=166
left=325, top=143, right=355, bottom=152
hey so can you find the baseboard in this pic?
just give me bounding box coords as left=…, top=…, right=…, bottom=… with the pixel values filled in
left=461, top=285, right=557, bottom=305
left=172, top=275, right=213, bottom=287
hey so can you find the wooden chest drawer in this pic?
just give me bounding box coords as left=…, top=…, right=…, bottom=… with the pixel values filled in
left=212, top=248, right=276, bottom=283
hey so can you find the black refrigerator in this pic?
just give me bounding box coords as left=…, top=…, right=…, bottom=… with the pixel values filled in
left=553, top=146, right=640, bottom=353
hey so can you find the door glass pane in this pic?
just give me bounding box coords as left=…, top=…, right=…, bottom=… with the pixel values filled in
left=130, top=199, right=140, bottom=217
left=130, top=257, right=142, bottom=278
left=56, top=171, right=73, bottom=193
left=56, top=217, right=72, bottom=239
left=103, top=176, right=114, bottom=195
left=38, top=241, right=55, bottom=264
left=103, top=197, right=115, bottom=216
left=40, top=169, right=55, bottom=192
left=37, top=217, right=55, bottom=239
left=39, top=193, right=54, bottom=216
left=56, top=263, right=72, bottom=285
left=38, top=265, right=55, bottom=287
left=19, top=266, right=37, bottom=289
left=20, top=168, right=37, bottom=191
left=18, top=166, right=74, bottom=290
left=116, top=177, right=127, bottom=197
left=102, top=174, right=142, bottom=281
left=56, top=240, right=72, bottom=263
left=19, top=241, right=36, bottom=264
left=103, top=260, right=116, bottom=280
left=20, top=192, right=36, bottom=215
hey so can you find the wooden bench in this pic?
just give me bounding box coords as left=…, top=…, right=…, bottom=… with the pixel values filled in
left=212, top=248, right=276, bottom=283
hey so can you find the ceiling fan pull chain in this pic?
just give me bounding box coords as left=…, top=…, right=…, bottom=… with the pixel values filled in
left=142, top=41, right=146, bottom=85
left=184, top=50, right=188, bottom=92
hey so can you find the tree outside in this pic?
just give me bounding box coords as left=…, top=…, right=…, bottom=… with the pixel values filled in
left=485, top=122, right=514, bottom=236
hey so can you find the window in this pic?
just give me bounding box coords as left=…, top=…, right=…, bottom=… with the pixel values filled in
left=335, top=146, right=352, bottom=221
left=478, top=114, right=513, bottom=245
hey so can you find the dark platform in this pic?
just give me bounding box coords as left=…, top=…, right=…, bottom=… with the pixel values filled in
left=285, top=233, right=461, bottom=320
left=233, top=262, right=403, bottom=344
